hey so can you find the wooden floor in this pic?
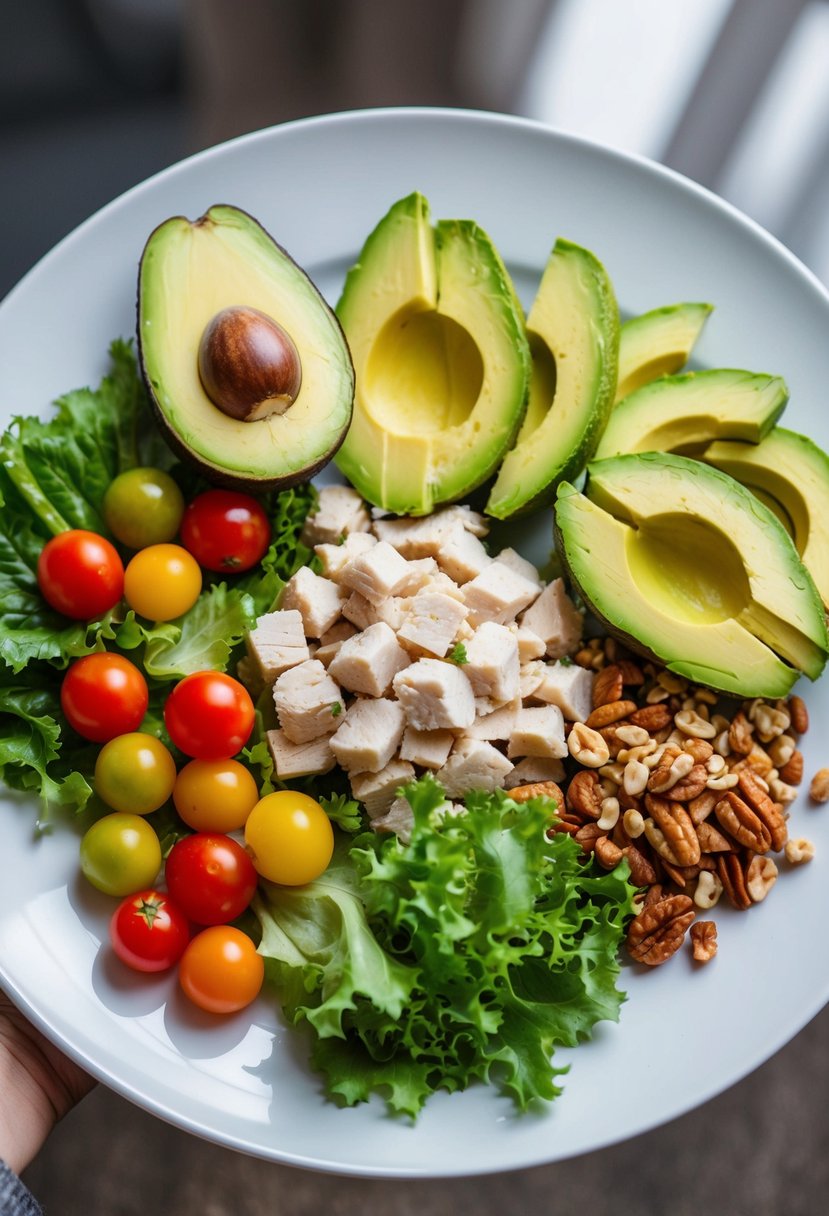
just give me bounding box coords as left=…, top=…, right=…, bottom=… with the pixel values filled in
left=21, top=1003, right=829, bottom=1216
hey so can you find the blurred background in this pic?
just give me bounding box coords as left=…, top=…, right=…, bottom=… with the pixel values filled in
left=5, top=0, right=829, bottom=1212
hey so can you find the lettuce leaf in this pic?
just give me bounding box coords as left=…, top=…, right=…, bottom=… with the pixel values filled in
left=142, top=583, right=257, bottom=678
left=255, top=776, right=636, bottom=1118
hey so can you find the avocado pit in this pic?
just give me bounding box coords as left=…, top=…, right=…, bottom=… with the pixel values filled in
left=197, top=305, right=302, bottom=422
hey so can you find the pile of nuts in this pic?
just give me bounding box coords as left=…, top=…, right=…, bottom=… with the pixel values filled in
left=511, top=635, right=827, bottom=968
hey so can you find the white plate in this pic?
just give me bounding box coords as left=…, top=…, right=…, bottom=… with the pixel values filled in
left=2, top=108, right=829, bottom=1179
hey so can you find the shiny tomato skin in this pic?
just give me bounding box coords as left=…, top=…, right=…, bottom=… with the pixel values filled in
left=173, top=758, right=260, bottom=833
left=123, top=543, right=202, bottom=622
left=244, top=790, right=334, bottom=886
left=110, top=889, right=190, bottom=973
left=178, top=925, right=264, bottom=1013
left=80, top=812, right=162, bottom=896
left=164, top=832, right=258, bottom=925
left=94, top=732, right=177, bottom=815
left=180, top=490, right=271, bottom=574
left=61, top=653, right=149, bottom=743
left=37, top=529, right=124, bottom=620
left=103, top=467, right=185, bottom=549
left=163, top=671, right=254, bottom=760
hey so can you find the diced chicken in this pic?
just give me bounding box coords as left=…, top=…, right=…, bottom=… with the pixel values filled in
left=435, top=738, right=514, bottom=798
left=246, top=608, right=310, bottom=682
left=531, top=661, right=594, bottom=721
left=399, top=726, right=454, bottom=769
left=463, top=561, right=541, bottom=626
left=436, top=529, right=491, bottom=584
left=503, top=756, right=567, bottom=789
left=464, top=698, right=520, bottom=741
left=319, top=620, right=358, bottom=646
left=494, top=547, right=543, bottom=589
left=266, top=728, right=336, bottom=779
left=372, top=794, right=415, bottom=843
left=281, top=566, right=346, bottom=638
left=423, top=570, right=466, bottom=601
left=393, top=658, right=476, bottom=732
left=397, top=591, right=468, bottom=658
left=330, top=697, right=406, bottom=773
left=272, top=659, right=344, bottom=744
left=315, top=531, right=377, bottom=580
left=328, top=621, right=410, bottom=697
left=371, top=505, right=488, bottom=557
left=512, top=624, right=547, bottom=662
left=339, top=541, right=413, bottom=605
left=350, top=758, right=415, bottom=817
left=519, top=660, right=546, bottom=699
left=395, top=557, right=439, bottom=594
left=342, top=591, right=408, bottom=632
left=301, top=484, right=372, bottom=546
left=462, top=621, right=520, bottom=701
left=508, top=705, right=568, bottom=759
left=520, top=577, right=584, bottom=659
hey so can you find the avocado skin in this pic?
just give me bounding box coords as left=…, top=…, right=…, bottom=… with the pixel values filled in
left=137, top=204, right=354, bottom=493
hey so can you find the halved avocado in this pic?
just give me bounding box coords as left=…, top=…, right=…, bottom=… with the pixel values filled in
left=486, top=239, right=619, bottom=519
left=554, top=452, right=828, bottom=698
left=594, top=368, right=788, bottom=461
left=334, top=193, right=530, bottom=515
left=615, top=302, right=712, bottom=403
left=138, top=205, right=354, bottom=491
left=702, top=427, right=829, bottom=610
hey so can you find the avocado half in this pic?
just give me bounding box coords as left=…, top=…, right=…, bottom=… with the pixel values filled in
left=614, top=301, right=712, bottom=403
left=334, top=193, right=530, bottom=516
left=554, top=451, right=828, bottom=698
left=138, top=205, right=355, bottom=491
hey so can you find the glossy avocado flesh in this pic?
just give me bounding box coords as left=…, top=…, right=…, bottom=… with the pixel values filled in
left=138, top=205, right=354, bottom=490
left=486, top=239, right=619, bottom=519
left=554, top=452, right=828, bottom=698
left=334, top=193, right=530, bottom=516
left=595, top=368, right=788, bottom=461
left=702, top=428, right=829, bottom=611
left=615, top=302, right=712, bottom=403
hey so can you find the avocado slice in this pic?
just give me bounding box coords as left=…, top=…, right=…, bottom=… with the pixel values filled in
left=138, top=205, right=354, bottom=491
left=334, top=193, right=530, bottom=515
left=485, top=240, right=619, bottom=519
left=554, top=452, right=828, bottom=698
left=594, top=368, right=788, bottom=461
left=702, top=427, right=829, bottom=610
left=615, top=302, right=712, bottom=403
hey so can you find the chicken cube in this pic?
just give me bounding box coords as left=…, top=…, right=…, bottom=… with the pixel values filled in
left=462, top=621, right=520, bottom=701
left=436, top=528, right=491, bottom=584
left=328, top=621, right=410, bottom=696
left=315, top=531, right=377, bottom=580
left=519, top=660, right=546, bottom=698
left=372, top=794, right=415, bottom=843
left=494, top=547, right=543, bottom=589
left=464, top=698, right=520, bottom=742
left=395, top=557, right=439, bottom=594
left=531, top=661, right=594, bottom=721
left=329, top=697, right=406, bottom=773
left=399, top=726, right=454, bottom=769
left=504, top=756, right=567, bottom=789
left=342, top=591, right=407, bottom=632
left=397, top=591, right=469, bottom=658
left=508, top=705, right=568, bottom=759
left=520, top=578, right=584, bottom=658
left=339, top=541, right=412, bottom=605
left=246, top=608, right=310, bottom=682
left=371, top=505, right=488, bottom=556
left=301, top=484, right=371, bottom=546
left=281, top=566, right=346, bottom=638
left=512, top=624, right=547, bottom=662
left=392, top=658, right=476, bottom=732
left=266, top=728, right=336, bottom=780
left=463, top=561, right=541, bottom=626
left=435, top=738, right=514, bottom=798
left=350, top=759, right=415, bottom=817
left=272, top=659, right=344, bottom=744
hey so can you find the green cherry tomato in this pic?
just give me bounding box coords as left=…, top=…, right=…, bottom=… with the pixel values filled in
left=80, top=812, right=162, bottom=896
left=103, top=467, right=185, bottom=549
left=94, top=733, right=177, bottom=815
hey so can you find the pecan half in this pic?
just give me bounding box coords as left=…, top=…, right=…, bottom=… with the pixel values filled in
left=810, top=768, right=829, bottom=803
left=687, top=789, right=718, bottom=824
left=663, top=763, right=709, bottom=802
left=690, top=920, right=718, bottom=963
left=788, top=694, right=809, bottom=735
left=594, top=836, right=624, bottom=869
left=736, top=769, right=788, bottom=850
left=509, top=780, right=564, bottom=807
left=592, top=664, right=624, bottom=707
left=728, top=710, right=754, bottom=755
left=566, top=769, right=604, bottom=819
left=617, top=658, right=645, bottom=686
left=623, top=842, right=659, bottom=887
left=585, top=699, right=638, bottom=729
left=627, top=893, right=695, bottom=966
left=644, top=794, right=701, bottom=866
left=777, top=749, right=804, bottom=786
left=629, top=703, right=673, bottom=732
left=717, top=852, right=751, bottom=910
left=695, top=819, right=734, bottom=853
left=714, top=791, right=773, bottom=853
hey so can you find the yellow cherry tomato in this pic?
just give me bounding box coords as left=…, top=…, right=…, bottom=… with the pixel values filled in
left=244, top=791, right=334, bottom=886
left=94, top=732, right=177, bottom=815
left=173, top=758, right=260, bottom=833
left=123, top=543, right=202, bottom=621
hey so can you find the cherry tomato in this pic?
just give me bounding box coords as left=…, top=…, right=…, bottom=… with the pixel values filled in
left=173, top=758, right=260, bottom=833
left=180, top=489, right=271, bottom=573
left=165, top=832, right=258, bottom=925
left=123, top=543, right=202, bottom=621
left=103, top=467, right=185, bottom=549
left=94, top=732, right=177, bottom=815
left=178, top=926, right=264, bottom=1013
left=37, top=529, right=124, bottom=620
left=61, top=653, right=148, bottom=742
left=110, top=888, right=190, bottom=973
left=80, top=812, right=162, bottom=896
left=164, top=671, right=254, bottom=760
left=244, top=791, right=333, bottom=886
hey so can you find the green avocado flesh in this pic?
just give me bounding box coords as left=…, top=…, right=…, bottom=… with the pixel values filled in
left=334, top=193, right=530, bottom=515
left=138, top=205, right=354, bottom=489
left=702, top=427, right=829, bottom=611
left=615, top=302, right=712, bottom=403
left=554, top=452, right=828, bottom=697
left=486, top=239, right=619, bottom=519
left=594, top=368, right=788, bottom=461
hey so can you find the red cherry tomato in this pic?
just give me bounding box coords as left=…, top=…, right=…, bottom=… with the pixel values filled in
left=61, top=653, right=149, bottom=743
left=180, top=490, right=271, bottom=574
left=110, top=888, right=190, bottom=973
left=37, top=529, right=124, bottom=620
left=163, top=671, right=254, bottom=760
left=165, top=832, right=258, bottom=925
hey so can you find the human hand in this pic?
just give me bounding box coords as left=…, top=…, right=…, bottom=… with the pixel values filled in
left=0, top=991, right=96, bottom=1175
